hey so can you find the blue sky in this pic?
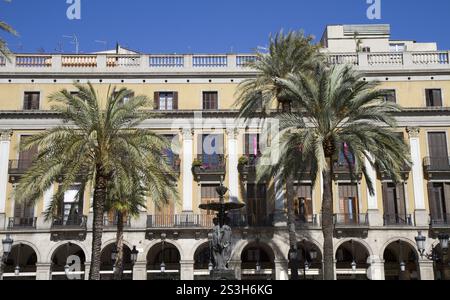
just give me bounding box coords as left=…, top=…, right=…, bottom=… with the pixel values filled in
left=1, top=0, right=449, bottom=54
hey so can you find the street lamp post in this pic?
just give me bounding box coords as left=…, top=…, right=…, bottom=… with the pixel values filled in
left=1, top=234, right=14, bottom=280
left=130, top=246, right=138, bottom=280
left=415, top=231, right=449, bottom=279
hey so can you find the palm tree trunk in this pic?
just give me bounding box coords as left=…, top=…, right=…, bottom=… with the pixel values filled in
left=322, top=157, right=335, bottom=280
left=286, top=175, right=299, bottom=280
left=114, top=211, right=125, bottom=280
left=89, top=169, right=107, bottom=280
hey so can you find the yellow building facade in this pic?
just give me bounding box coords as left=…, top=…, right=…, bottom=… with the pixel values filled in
left=0, top=24, right=449, bottom=280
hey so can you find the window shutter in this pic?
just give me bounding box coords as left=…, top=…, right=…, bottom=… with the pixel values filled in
left=153, top=92, right=160, bottom=110
left=426, top=90, right=432, bottom=107
left=382, top=182, right=389, bottom=215
left=428, top=183, right=440, bottom=220
left=244, top=134, right=250, bottom=155
left=31, top=93, right=40, bottom=110
left=396, top=184, right=406, bottom=216
left=173, top=92, right=178, bottom=110
left=443, top=183, right=450, bottom=219
left=433, top=89, right=443, bottom=107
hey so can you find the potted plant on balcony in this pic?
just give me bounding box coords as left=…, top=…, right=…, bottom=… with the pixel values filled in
left=191, top=158, right=203, bottom=179
left=238, top=155, right=249, bottom=173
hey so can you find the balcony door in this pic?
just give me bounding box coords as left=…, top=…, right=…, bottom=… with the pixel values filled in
left=60, top=184, right=84, bottom=225
left=198, top=134, right=224, bottom=167
left=428, top=132, right=448, bottom=167
left=13, top=198, right=34, bottom=226
left=18, top=135, right=38, bottom=170
left=246, top=184, right=267, bottom=226
left=338, top=184, right=358, bottom=223
left=428, top=182, right=450, bottom=222
left=294, top=184, right=313, bottom=223
left=382, top=183, right=407, bottom=224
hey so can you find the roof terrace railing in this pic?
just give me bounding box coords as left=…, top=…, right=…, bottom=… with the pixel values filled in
left=0, top=51, right=448, bottom=73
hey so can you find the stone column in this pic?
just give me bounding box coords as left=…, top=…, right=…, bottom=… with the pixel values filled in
left=274, top=259, right=288, bottom=280
left=365, top=156, right=383, bottom=226
left=226, top=128, right=239, bottom=203
left=180, top=260, right=194, bottom=280
left=35, top=263, right=52, bottom=280
left=84, top=263, right=91, bottom=280
left=407, top=128, right=428, bottom=226
left=132, top=261, right=147, bottom=280
left=182, top=129, right=194, bottom=212
left=367, top=256, right=385, bottom=280
left=0, top=130, right=12, bottom=219
left=229, top=260, right=242, bottom=280
left=418, top=259, right=435, bottom=280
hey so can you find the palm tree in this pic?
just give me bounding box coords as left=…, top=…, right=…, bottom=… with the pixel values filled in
left=106, top=160, right=176, bottom=280
left=235, top=30, right=321, bottom=279
left=258, top=62, right=411, bottom=280
left=1, top=0, right=18, bottom=58
left=14, top=83, right=177, bottom=280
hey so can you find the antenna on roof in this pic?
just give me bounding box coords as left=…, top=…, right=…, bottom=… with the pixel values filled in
left=95, top=40, right=108, bottom=51
left=63, top=34, right=79, bottom=54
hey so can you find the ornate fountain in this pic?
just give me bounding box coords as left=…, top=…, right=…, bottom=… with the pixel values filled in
left=199, top=177, right=245, bottom=280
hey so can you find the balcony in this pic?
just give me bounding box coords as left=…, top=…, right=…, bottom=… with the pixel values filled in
left=7, top=217, right=37, bottom=230
left=8, top=160, right=32, bottom=182
left=430, top=214, right=450, bottom=230
left=334, top=214, right=369, bottom=236
left=296, top=214, right=321, bottom=228
left=383, top=214, right=413, bottom=226
left=378, top=163, right=411, bottom=181
left=50, top=215, right=87, bottom=241
left=423, top=157, right=450, bottom=180
left=103, top=216, right=131, bottom=228
left=238, top=154, right=260, bottom=181
left=146, top=213, right=271, bottom=229
left=192, top=154, right=226, bottom=181
left=163, top=154, right=181, bottom=174
left=333, top=161, right=362, bottom=181
left=0, top=51, right=448, bottom=75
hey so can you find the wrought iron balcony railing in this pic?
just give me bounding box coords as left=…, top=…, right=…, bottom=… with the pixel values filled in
left=383, top=214, right=413, bottom=226
left=51, top=215, right=87, bottom=229
left=146, top=213, right=272, bottom=229
left=423, top=157, right=450, bottom=171
left=430, top=214, right=450, bottom=227
left=103, top=216, right=132, bottom=227
left=8, top=159, right=33, bottom=175
left=334, top=213, right=369, bottom=227
left=193, top=154, right=226, bottom=175
left=7, top=217, right=37, bottom=229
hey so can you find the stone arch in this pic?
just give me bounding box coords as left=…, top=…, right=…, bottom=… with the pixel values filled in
left=101, top=238, right=133, bottom=251
left=335, top=238, right=374, bottom=257
left=231, top=239, right=281, bottom=262
left=47, top=240, right=89, bottom=263
left=11, top=240, right=42, bottom=263
left=142, top=239, right=184, bottom=261
left=380, top=237, right=419, bottom=259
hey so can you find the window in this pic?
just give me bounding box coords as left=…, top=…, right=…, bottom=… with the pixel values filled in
left=338, top=143, right=355, bottom=166
left=244, top=134, right=261, bottom=156
left=61, top=184, right=84, bottom=225
left=294, top=184, right=313, bottom=222
left=382, top=182, right=407, bottom=224
left=201, top=184, right=220, bottom=216
left=338, top=184, right=358, bottom=219
left=113, top=91, right=134, bottom=105
left=154, top=92, right=178, bottom=110
left=426, top=89, right=442, bottom=107
left=246, top=184, right=267, bottom=226
left=389, top=43, right=406, bottom=52
left=428, top=182, right=450, bottom=223
left=23, top=92, right=40, bottom=110
left=381, top=89, right=397, bottom=103
left=202, top=91, right=218, bottom=110
left=361, top=47, right=371, bottom=53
